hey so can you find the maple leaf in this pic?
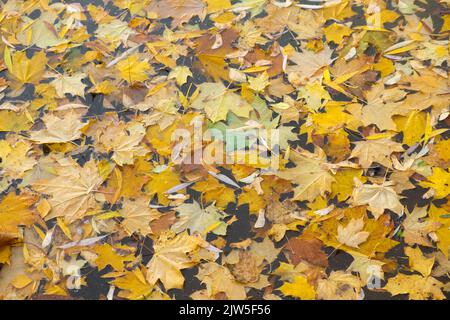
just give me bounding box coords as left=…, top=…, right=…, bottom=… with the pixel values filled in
left=284, top=236, right=328, bottom=267
left=29, top=110, right=86, bottom=144
left=360, top=101, right=398, bottom=131
left=196, top=262, right=247, bottom=300
left=352, top=180, right=403, bottom=218
left=384, top=273, right=445, bottom=300
left=95, top=19, right=135, bottom=44
left=145, top=167, right=181, bottom=205
left=286, top=46, right=334, bottom=84
left=0, top=138, right=37, bottom=178
left=248, top=72, right=269, bottom=92
left=0, top=245, right=31, bottom=299
left=168, top=66, right=192, bottom=86
left=405, top=246, right=435, bottom=277
left=298, top=81, right=331, bottom=111
left=0, top=193, right=37, bottom=245
left=419, top=167, right=450, bottom=199
left=347, top=256, right=385, bottom=284
left=190, top=82, right=252, bottom=122
left=0, top=110, right=33, bottom=132
left=359, top=85, right=420, bottom=131
left=238, top=188, right=266, bottom=214
left=336, top=218, right=370, bottom=248
left=249, top=237, right=280, bottom=265
left=51, top=73, right=87, bottom=98
left=194, top=29, right=238, bottom=81
left=232, top=0, right=268, bottom=17
left=394, top=111, right=428, bottom=146
left=120, top=198, right=160, bottom=236
left=146, top=232, right=201, bottom=290
left=278, top=275, right=316, bottom=300
left=147, top=0, right=206, bottom=27
left=323, top=23, right=353, bottom=44
left=402, top=207, right=440, bottom=247
left=98, top=122, right=148, bottom=166
left=309, top=206, right=398, bottom=257
left=116, top=54, right=150, bottom=83
left=0, top=0, right=449, bottom=301
left=32, top=159, right=105, bottom=222
left=310, top=105, right=358, bottom=135
left=118, top=162, right=150, bottom=198
left=316, top=271, right=363, bottom=300
left=350, top=138, right=404, bottom=169
left=432, top=252, right=450, bottom=278
left=6, top=51, right=47, bottom=85
left=16, top=14, right=64, bottom=48
left=277, top=149, right=335, bottom=202
left=112, top=268, right=152, bottom=300
left=225, top=250, right=261, bottom=283
left=330, top=168, right=366, bottom=202
left=428, top=204, right=450, bottom=258
left=94, top=243, right=134, bottom=271
left=172, top=201, right=228, bottom=236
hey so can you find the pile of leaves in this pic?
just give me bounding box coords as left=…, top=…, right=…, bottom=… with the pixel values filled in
left=0, top=0, right=449, bottom=300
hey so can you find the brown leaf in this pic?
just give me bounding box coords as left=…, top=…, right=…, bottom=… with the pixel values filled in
left=285, top=236, right=329, bottom=268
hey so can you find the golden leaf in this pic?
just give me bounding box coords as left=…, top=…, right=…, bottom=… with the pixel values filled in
left=146, top=232, right=201, bottom=290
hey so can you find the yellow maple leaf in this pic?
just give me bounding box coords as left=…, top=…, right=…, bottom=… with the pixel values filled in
left=394, top=111, right=427, bottom=146
left=322, top=0, right=355, bottom=21
left=117, top=54, right=150, bottom=83
left=308, top=206, right=398, bottom=257
left=205, top=0, right=231, bottom=12
left=428, top=205, right=450, bottom=258
left=384, top=273, right=445, bottom=300
left=248, top=72, right=269, bottom=92
left=0, top=138, right=37, bottom=178
left=120, top=198, right=160, bottom=236
left=0, top=192, right=37, bottom=244
left=434, top=139, right=450, bottom=162
left=94, top=243, right=134, bottom=271
left=192, top=175, right=235, bottom=209
left=323, top=23, right=353, bottom=44
left=405, top=247, right=435, bottom=277
left=146, top=232, right=201, bottom=290
left=29, top=110, right=86, bottom=144
left=0, top=110, right=33, bottom=132
left=238, top=188, right=266, bottom=214
left=112, top=268, right=153, bottom=300
left=148, top=0, right=206, bottom=27
left=145, top=167, right=181, bottom=205
left=277, top=149, right=335, bottom=202
left=32, top=159, right=105, bottom=222
left=279, top=275, right=316, bottom=300
left=316, top=271, right=363, bottom=300
left=168, top=66, right=192, bottom=86
left=331, top=168, right=366, bottom=202
left=98, top=122, right=148, bottom=166
left=196, top=262, right=247, bottom=299
left=190, top=82, right=252, bottom=122
left=298, top=81, right=331, bottom=111
left=6, top=50, right=47, bottom=85
left=420, top=167, right=450, bottom=199
left=11, top=274, right=33, bottom=289
left=402, top=206, right=440, bottom=247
